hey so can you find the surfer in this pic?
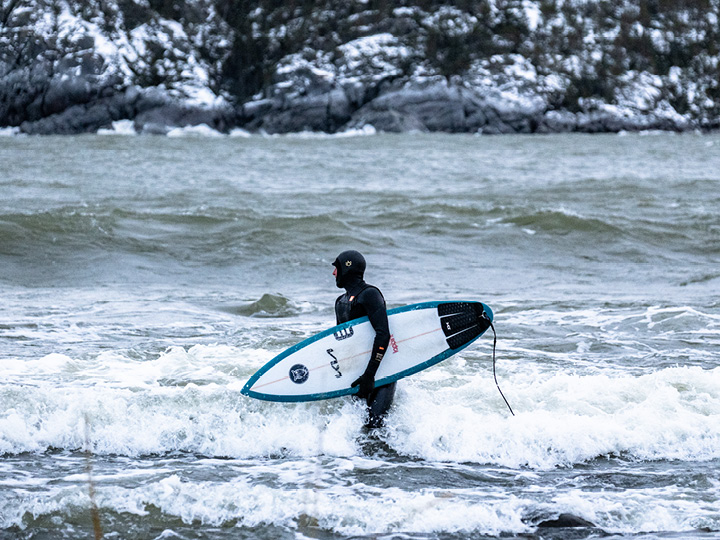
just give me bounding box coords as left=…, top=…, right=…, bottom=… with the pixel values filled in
left=332, top=250, right=395, bottom=428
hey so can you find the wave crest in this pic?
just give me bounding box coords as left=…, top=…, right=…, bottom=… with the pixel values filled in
left=223, top=293, right=304, bottom=318
left=503, top=209, right=623, bottom=235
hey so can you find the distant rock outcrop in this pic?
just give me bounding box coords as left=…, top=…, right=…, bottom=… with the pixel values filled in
left=1, top=0, right=718, bottom=135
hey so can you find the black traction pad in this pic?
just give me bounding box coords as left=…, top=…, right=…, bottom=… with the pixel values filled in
left=437, top=302, right=490, bottom=350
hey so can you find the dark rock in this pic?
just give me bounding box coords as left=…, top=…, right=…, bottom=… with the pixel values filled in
left=133, top=101, right=235, bottom=135
left=572, top=109, right=690, bottom=134
left=355, top=82, right=466, bottom=132
left=348, top=108, right=428, bottom=133
left=240, top=99, right=275, bottom=124
left=241, top=88, right=351, bottom=133
left=2, top=0, right=718, bottom=135
left=537, top=513, right=596, bottom=528
left=19, top=87, right=141, bottom=134
left=339, top=80, right=369, bottom=109
left=537, top=110, right=578, bottom=133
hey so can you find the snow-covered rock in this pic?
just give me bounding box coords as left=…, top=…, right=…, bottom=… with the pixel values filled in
left=1, top=0, right=718, bottom=134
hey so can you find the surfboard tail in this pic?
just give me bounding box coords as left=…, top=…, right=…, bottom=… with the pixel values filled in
left=438, top=302, right=492, bottom=350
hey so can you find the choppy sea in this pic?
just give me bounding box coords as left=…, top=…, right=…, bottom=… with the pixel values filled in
left=1, top=130, right=719, bottom=540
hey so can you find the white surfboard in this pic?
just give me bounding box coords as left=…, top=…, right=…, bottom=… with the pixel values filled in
left=241, top=301, right=493, bottom=402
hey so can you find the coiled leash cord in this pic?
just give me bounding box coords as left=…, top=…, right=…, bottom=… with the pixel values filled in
left=484, top=314, right=515, bottom=417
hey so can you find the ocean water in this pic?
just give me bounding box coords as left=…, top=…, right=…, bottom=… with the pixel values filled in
left=1, top=131, right=719, bottom=540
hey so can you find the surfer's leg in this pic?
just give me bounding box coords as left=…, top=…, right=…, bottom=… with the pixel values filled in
left=366, top=382, right=396, bottom=428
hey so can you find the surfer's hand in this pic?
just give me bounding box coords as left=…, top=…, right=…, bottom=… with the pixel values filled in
left=351, top=373, right=375, bottom=398
left=352, top=359, right=381, bottom=399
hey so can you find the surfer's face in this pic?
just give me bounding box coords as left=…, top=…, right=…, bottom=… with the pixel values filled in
left=333, top=266, right=337, bottom=278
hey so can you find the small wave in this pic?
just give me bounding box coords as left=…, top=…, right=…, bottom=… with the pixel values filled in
left=6, top=473, right=720, bottom=536
left=222, top=293, right=305, bottom=318
left=681, top=272, right=720, bottom=286
left=498, top=303, right=720, bottom=371
left=0, top=208, right=112, bottom=237
left=502, top=209, right=623, bottom=236
left=0, top=207, right=115, bottom=254
left=0, top=205, right=350, bottom=265
left=2, top=474, right=534, bottom=536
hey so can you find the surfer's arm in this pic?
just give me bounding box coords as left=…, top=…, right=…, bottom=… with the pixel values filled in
left=351, top=288, right=390, bottom=398
left=361, top=287, right=390, bottom=363
left=367, top=309, right=390, bottom=365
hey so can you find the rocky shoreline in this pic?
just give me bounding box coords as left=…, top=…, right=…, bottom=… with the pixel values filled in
left=4, top=80, right=704, bottom=137
left=2, top=1, right=718, bottom=136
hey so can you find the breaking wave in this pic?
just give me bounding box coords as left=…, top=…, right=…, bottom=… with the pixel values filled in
left=2, top=344, right=720, bottom=467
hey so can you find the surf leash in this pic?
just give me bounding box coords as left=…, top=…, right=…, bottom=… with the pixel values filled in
left=484, top=314, right=515, bottom=417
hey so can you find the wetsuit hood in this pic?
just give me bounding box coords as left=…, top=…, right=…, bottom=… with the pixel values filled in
left=332, top=250, right=366, bottom=289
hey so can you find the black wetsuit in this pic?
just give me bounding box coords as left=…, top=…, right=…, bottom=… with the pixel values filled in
left=333, top=251, right=396, bottom=428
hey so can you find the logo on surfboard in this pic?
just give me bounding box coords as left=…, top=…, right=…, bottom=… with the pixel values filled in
left=289, top=364, right=309, bottom=384
left=326, top=348, right=343, bottom=378
left=333, top=327, right=354, bottom=341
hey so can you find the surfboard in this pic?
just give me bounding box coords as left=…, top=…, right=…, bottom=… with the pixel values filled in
left=241, top=301, right=493, bottom=402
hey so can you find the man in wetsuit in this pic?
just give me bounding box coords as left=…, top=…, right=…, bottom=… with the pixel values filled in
left=332, top=250, right=396, bottom=428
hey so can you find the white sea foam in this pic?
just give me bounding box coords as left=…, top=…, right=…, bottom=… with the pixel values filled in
left=97, top=120, right=137, bottom=135
left=229, top=127, right=252, bottom=138
left=275, top=125, right=378, bottom=139
left=3, top=460, right=719, bottom=535
left=166, top=124, right=224, bottom=138
left=396, top=363, right=720, bottom=467
left=0, top=126, right=20, bottom=136
left=553, top=486, right=720, bottom=533
left=0, top=472, right=533, bottom=534
left=2, top=343, right=720, bottom=469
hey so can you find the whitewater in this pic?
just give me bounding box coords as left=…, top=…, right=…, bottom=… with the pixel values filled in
left=1, top=132, right=719, bottom=540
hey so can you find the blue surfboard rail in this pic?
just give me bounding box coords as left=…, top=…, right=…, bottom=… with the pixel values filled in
left=241, top=300, right=493, bottom=402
